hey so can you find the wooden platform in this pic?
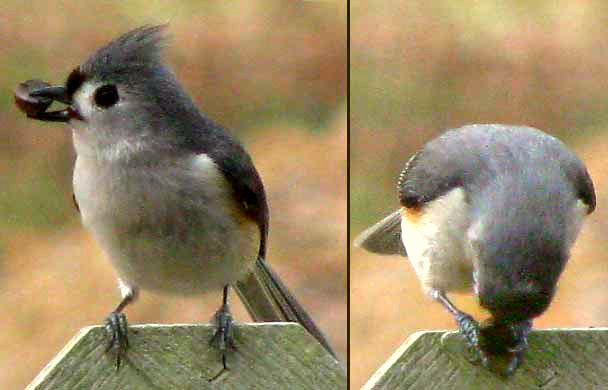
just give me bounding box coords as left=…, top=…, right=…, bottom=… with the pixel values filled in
left=27, top=323, right=345, bottom=390
left=364, top=328, right=608, bottom=389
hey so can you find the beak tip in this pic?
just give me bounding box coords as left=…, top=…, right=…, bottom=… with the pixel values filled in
left=15, top=80, right=54, bottom=117
left=29, top=85, right=71, bottom=104
left=15, top=79, right=73, bottom=122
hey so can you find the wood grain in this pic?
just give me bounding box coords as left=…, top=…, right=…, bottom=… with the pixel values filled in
left=364, top=328, right=608, bottom=389
left=27, top=323, right=345, bottom=390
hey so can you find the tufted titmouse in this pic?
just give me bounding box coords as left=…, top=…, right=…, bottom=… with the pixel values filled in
left=355, top=124, right=595, bottom=375
left=15, top=25, right=335, bottom=371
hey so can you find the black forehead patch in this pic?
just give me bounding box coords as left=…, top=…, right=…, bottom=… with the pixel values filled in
left=65, top=67, right=87, bottom=97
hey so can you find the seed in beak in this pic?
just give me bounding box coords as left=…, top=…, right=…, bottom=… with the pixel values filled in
left=14, top=80, right=53, bottom=117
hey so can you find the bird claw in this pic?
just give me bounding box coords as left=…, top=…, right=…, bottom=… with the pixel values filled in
left=105, top=311, right=129, bottom=370
left=503, top=351, right=525, bottom=377
left=435, top=288, right=532, bottom=376
left=209, top=303, right=236, bottom=352
left=454, top=312, right=491, bottom=366
left=208, top=303, right=236, bottom=381
left=455, top=312, right=480, bottom=347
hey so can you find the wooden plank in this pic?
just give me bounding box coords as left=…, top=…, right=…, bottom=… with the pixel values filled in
left=364, top=328, right=608, bottom=389
left=27, top=323, right=345, bottom=390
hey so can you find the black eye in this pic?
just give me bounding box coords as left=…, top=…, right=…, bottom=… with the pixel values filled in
left=94, top=84, right=119, bottom=108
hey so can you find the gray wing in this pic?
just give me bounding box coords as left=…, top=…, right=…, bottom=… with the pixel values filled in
left=397, top=132, right=480, bottom=209
left=397, top=124, right=597, bottom=210
left=555, top=145, right=596, bottom=214
left=355, top=132, right=472, bottom=257
left=357, top=124, right=597, bottom=258
left=354, top=210, right=407, bottom=256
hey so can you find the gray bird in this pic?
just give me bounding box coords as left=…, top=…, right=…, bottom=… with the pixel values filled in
left=15, top=25, right=335, bottom=371
left=355, top=124, right=595, bottom=375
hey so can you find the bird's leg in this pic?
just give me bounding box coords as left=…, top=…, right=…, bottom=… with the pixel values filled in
left=105, top=282, right=139, bottom=370
left=209, top=285, right=236, bottom=380
left=508, top=319, right=532, bottom=353
left=505, top=319, right=533, bottom=375
left=429, top=288, right=488, bottom=366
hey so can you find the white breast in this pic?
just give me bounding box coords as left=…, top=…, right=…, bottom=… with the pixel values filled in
left=400, top=187, right=473, bottom=295
left=73, top=152, right=259, bottom=295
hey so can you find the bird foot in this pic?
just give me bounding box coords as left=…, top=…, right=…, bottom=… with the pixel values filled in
left=105, top=311, right=129, bottom=370
left=454, top=311, right=490, bottom=367
left=208, top=303, right=236, bottom=381
left=477, top=319, right=532, bottom=376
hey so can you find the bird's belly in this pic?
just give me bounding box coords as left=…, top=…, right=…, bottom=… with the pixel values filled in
left=73, top=155, right=259, bottom=295
left=400, top=187, right=473, bottom=294
left=102, top=221, right=259, bottom=295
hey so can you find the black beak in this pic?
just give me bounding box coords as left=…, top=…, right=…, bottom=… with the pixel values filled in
left=30, top=86, right=72, bottom=105
left=32, top=108, right=76, bottom=122
left=15, top=81, right=82, bottom=123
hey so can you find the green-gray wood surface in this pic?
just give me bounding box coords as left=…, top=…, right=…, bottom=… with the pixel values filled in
left=27, top=323, right=345, bottom=390
left=364, top=328, right=608, bottom=389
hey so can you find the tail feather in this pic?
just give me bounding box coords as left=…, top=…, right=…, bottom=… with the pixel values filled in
left=354, top=209, right=407, bottom=256
left=233, top=257, right=336, bottom=358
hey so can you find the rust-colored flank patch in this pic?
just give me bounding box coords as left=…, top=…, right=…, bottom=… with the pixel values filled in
left=401, top=205, right=424, bottom=226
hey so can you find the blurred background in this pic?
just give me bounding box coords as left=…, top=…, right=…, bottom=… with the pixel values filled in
left=0, top=1, right=346, bottom=388
left=352, top=1, right=608, bottom=388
